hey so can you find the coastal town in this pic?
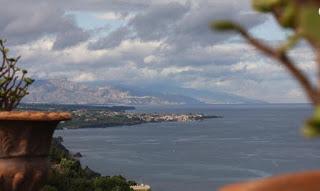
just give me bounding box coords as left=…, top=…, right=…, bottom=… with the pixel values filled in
left=59, top=109, right=220, bottom=129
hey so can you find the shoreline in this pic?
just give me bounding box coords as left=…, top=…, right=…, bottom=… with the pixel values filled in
left=20, top=103, right=223, bottom=130
left=45, top=137, right=140, bottom=190
left=59, top=111, right=222, bottom=129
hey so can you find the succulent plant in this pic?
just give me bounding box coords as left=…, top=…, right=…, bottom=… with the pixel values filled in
left=212, top=0, right=320, bottom=137
left=0, top=39, right=34, bottom=111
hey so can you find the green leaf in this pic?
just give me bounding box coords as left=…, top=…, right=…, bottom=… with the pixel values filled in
left=0, top=89, right=5, bottom=97
left=211, top=21, right=239, bottom=31
left=302, top=107, right=320, bottom=138
left=299, top=6, right=320, bottom=45
left=252, top=0, right=281, bottom=12
left=23, top=77, right=35, bottom=85
left=314, top=107, right=320, bottom=119
left=278, top=34, right=301, bottom=53
left=4, top=76, right=12, bottom=81
left=7, top=58, right=16, bottom=62
left=279, top=2, right=296, bottom=28
left=302, top=120, right=320, bottom=138
left=0, top=79, right=6, bottom=85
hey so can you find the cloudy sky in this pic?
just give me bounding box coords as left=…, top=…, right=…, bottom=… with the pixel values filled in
left=0, top=0, right=316, bottom=103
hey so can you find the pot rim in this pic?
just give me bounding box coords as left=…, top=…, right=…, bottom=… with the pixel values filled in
left=219, top=170, right=320, bottom=191
left=0, top=111, right=72, bottom=121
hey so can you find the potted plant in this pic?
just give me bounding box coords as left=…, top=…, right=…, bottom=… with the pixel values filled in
left=212, top=0, right=320, bottom=190
left=0, top=39, right=71, bottom=191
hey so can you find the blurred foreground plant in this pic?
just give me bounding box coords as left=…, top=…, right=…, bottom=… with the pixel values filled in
left=0, top=39, right=34, bottom=111
left=212, top=0, right=320, bottom=137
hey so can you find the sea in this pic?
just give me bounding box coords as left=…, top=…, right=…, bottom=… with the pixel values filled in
left=55, top=104, right=320, bottom=191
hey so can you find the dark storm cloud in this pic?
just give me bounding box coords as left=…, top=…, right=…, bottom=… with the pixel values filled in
left=0, top=0, right=150, bottom=48
left=0, top=0, right=90, bottom=48
left=89, top=0, right=265, bottom=50
left=0, top=0, right=264, bottom=53
left=88, top=1, right=190, bottom=50
left=129, top=2, right=190, bottom=41
left=0, top=0, right=164, bottom=48
left=170, top=1, right=265, bottom=48
left=54, top=0, right=150, bottom=12
left=52, top=21, right=90, bottom=50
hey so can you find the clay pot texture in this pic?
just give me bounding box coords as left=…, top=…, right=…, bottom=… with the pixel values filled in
left=219, top=170, right=320, bottom=191
left=0, top=111, right=71, bottom=191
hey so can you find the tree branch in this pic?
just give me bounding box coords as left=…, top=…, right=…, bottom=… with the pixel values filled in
left=315, top=47, right=320, bottom=96
left=235, top=26, right=319, bottom=105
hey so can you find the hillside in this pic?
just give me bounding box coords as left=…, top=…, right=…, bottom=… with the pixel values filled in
left=23, top=79, right=266, bottom=105
left=23, top=79, right=202, bottom=105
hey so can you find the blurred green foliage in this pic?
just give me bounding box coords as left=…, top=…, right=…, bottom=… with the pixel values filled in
left=303, top=107, right=320, bottom=137
left=212, top=0, right=320, bottom=137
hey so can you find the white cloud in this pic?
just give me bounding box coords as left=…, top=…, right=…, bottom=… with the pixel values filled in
left=160, top=66, right=202, bottom=76
left=1, top=0, right=316, bottom=103
left=95, top=12, right=124, bottom=20
left=95, top=12, right=135, bottom=21
left=72, top=72, right=96, bottom=82
left=144, top=55, right=159, bottom=64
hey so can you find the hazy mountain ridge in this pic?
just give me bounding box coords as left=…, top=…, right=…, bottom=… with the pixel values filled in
left=23, top=79, right=202, bottom=105
left=23, top=79, right=266, bottom=105
left=112, top=84, right=267, bottom=104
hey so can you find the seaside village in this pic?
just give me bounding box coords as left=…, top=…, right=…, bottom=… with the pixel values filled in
left=72, top=109, right=209, bottom=123
left=130, top=184, right=151, bottom=191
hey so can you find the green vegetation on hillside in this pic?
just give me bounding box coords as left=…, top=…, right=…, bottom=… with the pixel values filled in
left=42, top=137, right=136, bottom=191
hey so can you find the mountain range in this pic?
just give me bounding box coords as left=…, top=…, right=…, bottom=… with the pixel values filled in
left=22, top=79, right=266, bottom=105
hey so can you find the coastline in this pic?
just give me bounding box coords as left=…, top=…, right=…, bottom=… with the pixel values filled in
left=20, top=103, right=222, bottom=130
left=59, top=111, right=222, bottom=129
left=45, top=137, right=140, bottom=190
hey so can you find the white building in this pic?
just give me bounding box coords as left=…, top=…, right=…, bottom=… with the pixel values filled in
left=130, top=184, right=151, bottom=191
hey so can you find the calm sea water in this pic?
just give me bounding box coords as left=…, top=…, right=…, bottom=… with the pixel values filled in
left=55, top=104, right=320, bottom=191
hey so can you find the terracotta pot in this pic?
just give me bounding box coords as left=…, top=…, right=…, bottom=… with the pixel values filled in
left=0, top=111, right=71, bottom=191
left=219, top=170, right=320, bottom=191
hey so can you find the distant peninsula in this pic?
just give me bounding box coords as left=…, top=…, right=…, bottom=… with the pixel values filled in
left=20, top=103, right=222, bottom=129
left=60, top=110, right=221, bottom=129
